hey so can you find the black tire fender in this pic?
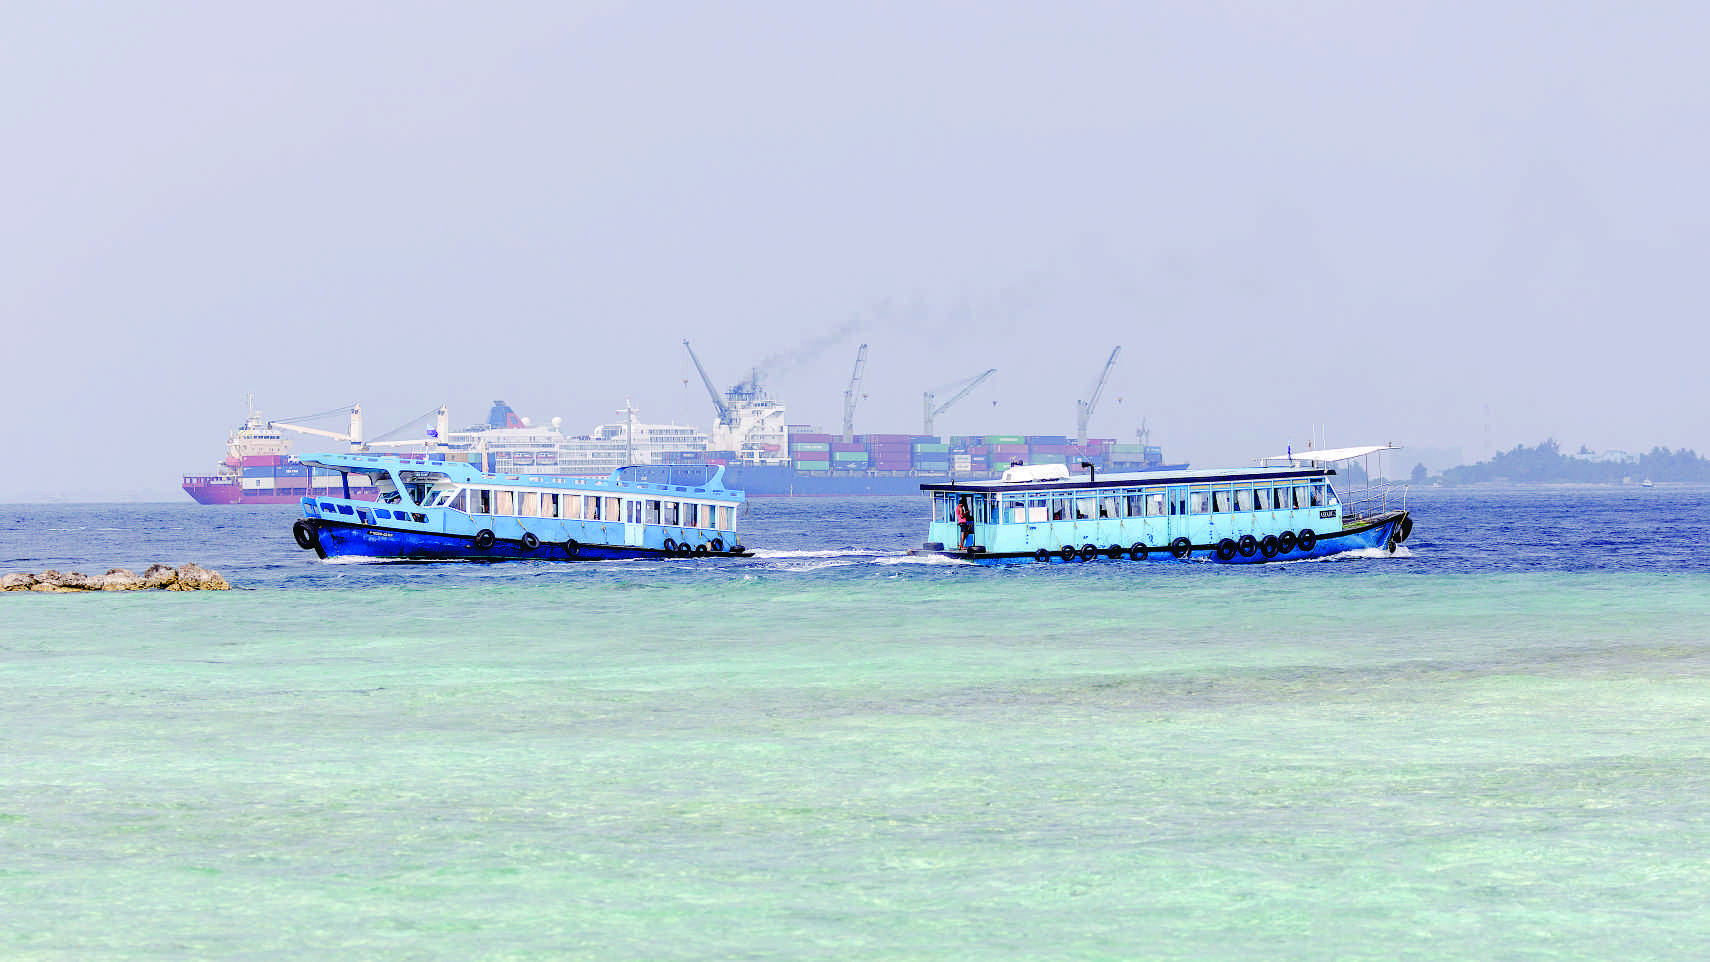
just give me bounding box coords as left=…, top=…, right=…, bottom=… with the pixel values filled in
left=1080, top=544, right=1098, bottom=561
left=520, top=532, right=540, bottom=550
left=710, top=537, right=725, bottom=553
left=1297, top=528, right=1317, bottom=552
left=1215, top=538, right=1237, bottom=561
left=1237, top=535, right=1257, bottom=557
left=292, top=519, right=317, bottom=551
left=1277, top=530, right=1297, bottom=553
left=1060, top=544, right=1077, bottom=561
left=563, top=538, right=579, bottom=558
left=473, top=529, right=496, bottom=550
left=1395, top=516, right=1413, bottom=543
left=1259, top=535, right=1279, bottom=559
left=1129, top=542, right=1148, bottom=561
left=1170, top=537, right=1192, bottom=560
left=1106, top=544, right=1124, bottom=560
left=1035, top=548, right=1051, bottom=563
left=662, top=538, right=678, bottom=553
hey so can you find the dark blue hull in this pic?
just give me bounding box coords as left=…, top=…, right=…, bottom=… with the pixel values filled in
left=307, top=521, right=749, bottom=563
left=917, top=512, right=1413, bottom=565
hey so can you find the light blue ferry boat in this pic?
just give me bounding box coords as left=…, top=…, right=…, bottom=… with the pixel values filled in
left=913, top=445, right=1414, bottom=564
left=289, top=453, right=750, bottom=562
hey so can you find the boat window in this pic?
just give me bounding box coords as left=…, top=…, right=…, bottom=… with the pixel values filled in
left=1125, top=493, right=1144, bottom=517
left=717, top=505, right=733, bottom=530
left=519, top=492, right=540, bottom=517
left=627, top=500, right=643, bottom=524
left=1325, top=483, right=1339, bottom=506
left=1211, top=490, right=1229, bottom=513
left=448, top=490, right=468, bottom=513
left=1233, top=488, right=1252, bottom=512
left=1099, top=494, right=1120, bottom=518
left=1002, top=498, right=1024, bottom=524
left=587, top=496, right=601, bottom=521
left=494, top=490, right=514, bottom=515
left=645, top=499, right=661, bottom=524
left=1311, top=483, right=1328, bottom=507
left=473, top=489, right=491, bottom=514
left=685, top=503, right=699, bottom=527
left=545, top=493, right=559, bottom=518
left=1188, top=490, right=1207, bottom=514
left=1074, top=497, right=1095, bottom=520
left=1252, top=487, right=1268, bottom=511
left=1050, top=496, right=1071, bottom=521
left=663, top=500, right=679, bottom=525
left=604, top=496, right=621, bottom=521
left=1145, top=490, right=1164, bottom=517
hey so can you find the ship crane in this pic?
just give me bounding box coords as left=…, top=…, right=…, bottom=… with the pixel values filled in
left=366, top=406, right=452, bottom=450
left=271, top=403, right=364, bottom=451
left=923, top=369, right=996, bottom=437
left=1076, top=346, right=1121, bottom=446
left=841, top=343, right=868, bottom=443
left=682, top=340, right=734, bottom=427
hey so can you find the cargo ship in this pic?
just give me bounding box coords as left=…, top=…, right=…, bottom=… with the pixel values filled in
left=185, top=375, right=1181, bottom=502
left=181, top=399, right=381, bottom=505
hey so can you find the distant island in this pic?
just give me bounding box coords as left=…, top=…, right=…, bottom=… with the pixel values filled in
left=1422, top=440, right=1710, bottom=484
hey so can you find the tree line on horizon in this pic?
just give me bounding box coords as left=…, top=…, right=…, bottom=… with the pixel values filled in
left=1430, top=440, right=1710, bottom=483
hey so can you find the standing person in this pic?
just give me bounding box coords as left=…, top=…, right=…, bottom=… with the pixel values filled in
left=956, top=498, right=974, bottom=551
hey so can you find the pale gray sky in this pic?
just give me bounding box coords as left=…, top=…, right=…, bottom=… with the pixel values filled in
left=5, top=1, right=1707, bottom=500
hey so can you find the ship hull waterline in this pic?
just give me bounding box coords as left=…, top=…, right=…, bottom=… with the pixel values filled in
left=302, top=520, right=751, bottom=563
left=914, top=511, right=1411, bottom=565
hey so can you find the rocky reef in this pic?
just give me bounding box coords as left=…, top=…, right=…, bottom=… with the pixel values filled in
left=1, top=563, right=231, bottom=592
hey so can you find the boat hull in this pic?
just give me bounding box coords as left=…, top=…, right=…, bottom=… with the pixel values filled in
left=916, top=511, right=1412, bottom=565
left=304, top=519, right=750, bottom=562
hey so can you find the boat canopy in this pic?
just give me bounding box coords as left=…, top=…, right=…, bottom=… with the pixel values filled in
left=1258, top=443, right=1400, bottom=466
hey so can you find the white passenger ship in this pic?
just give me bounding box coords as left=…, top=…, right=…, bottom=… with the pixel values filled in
left=913, top=445, right=1414, bottom=564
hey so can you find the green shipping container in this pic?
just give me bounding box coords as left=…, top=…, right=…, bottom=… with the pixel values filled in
left=794, top=460, right=831, bottom=471
left=832, top=451, right=870, bottom=462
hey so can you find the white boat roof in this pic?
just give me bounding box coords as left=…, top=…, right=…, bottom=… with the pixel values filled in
left=1257, top=443, right=1400, bottom=465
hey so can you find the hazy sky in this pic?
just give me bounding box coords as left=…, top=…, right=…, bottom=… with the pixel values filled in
left=5, top=1, right=1707, bottom=500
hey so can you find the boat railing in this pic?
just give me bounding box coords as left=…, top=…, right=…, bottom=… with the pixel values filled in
left=1339, top=480, right=1409, bottom=523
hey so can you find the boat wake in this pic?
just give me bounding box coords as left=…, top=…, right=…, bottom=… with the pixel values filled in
left=1300, top=545, right=1415, bottom=563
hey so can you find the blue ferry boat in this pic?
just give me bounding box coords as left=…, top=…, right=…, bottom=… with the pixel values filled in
left=289, top=453, right=751, bottom=562
left=912, top=445, right=1414, bottom=564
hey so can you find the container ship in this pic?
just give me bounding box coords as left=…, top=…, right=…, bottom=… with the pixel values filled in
left=185, top=340, right=1181, bottom=502
left=181, top=399, right=379, bottom=505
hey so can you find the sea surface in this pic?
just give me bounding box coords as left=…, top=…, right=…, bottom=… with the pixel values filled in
left=3, top=485, right=1708, bottom=960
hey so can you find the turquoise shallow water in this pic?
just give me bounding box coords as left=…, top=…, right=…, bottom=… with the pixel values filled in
left=3, top=489, right=1709, bottom=959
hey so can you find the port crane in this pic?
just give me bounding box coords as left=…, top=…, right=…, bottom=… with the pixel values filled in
left=841, top=344, right=868, bottom=442
left=923, top=369, right=996, bottom=437
left=1076, top=346, right=1121, bottom=445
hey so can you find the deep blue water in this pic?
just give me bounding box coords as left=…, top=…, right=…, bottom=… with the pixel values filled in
left=2, top=485, right=1708, bottom=959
